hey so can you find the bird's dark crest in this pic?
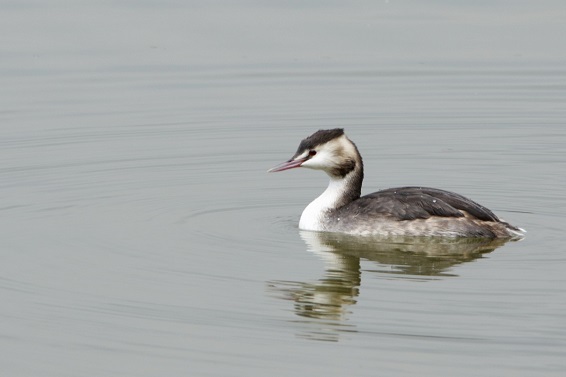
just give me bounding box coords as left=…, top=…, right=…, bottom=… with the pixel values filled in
left=295, top=128, right=345, bottom=155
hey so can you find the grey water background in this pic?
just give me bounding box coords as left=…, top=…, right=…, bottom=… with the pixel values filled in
left=2, top=1, right=566, bottom=376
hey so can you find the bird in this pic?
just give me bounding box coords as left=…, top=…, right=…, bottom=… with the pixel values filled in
left=268, top=128, right=525, bottom=238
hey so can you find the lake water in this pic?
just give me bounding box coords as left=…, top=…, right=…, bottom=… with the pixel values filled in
left=2, top=1, right=566, bottom=376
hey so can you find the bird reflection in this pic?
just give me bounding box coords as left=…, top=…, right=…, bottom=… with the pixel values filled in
left=268, top=231, right=516, bottom=341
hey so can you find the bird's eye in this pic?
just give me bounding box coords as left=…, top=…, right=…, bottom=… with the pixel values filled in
left=309, top=150, right=317, bottom=156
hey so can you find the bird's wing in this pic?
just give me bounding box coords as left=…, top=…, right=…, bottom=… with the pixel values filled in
left=348, top=186, right=500, bottom=222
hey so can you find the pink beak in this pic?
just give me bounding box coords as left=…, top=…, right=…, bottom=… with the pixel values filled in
left=267, top=157, right=307, bottom=172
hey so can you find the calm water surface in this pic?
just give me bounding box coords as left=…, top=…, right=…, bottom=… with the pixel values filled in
left=2, top=1, right=566, bottom=376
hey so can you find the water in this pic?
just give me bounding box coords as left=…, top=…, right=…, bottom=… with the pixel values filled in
left=2, top=1, right=566, bottom=376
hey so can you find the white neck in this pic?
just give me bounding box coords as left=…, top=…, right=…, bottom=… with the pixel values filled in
left=299, top=176, right=350, bottom=231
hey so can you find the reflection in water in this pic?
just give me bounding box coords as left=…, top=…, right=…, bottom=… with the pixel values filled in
left=269, top=231, right=516, bottom=341
left=267, top=241, right=361, bottom=342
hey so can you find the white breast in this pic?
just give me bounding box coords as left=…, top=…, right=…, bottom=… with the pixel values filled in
left=299, top=178, right=348, bottom=231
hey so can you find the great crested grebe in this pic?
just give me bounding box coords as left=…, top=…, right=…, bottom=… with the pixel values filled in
left=268, top=128, right=524, bottom=238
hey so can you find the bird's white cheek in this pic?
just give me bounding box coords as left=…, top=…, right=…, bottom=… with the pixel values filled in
left=300, top=159, right=318, bottom=169
left=301, top=154, right=331, bottom=170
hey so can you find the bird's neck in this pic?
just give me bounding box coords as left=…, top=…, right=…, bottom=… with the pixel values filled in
left=299, top=163, right=363, bottom=231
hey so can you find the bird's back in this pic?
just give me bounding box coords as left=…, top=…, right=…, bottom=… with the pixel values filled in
left=326, top=187, right=521, bottom=238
